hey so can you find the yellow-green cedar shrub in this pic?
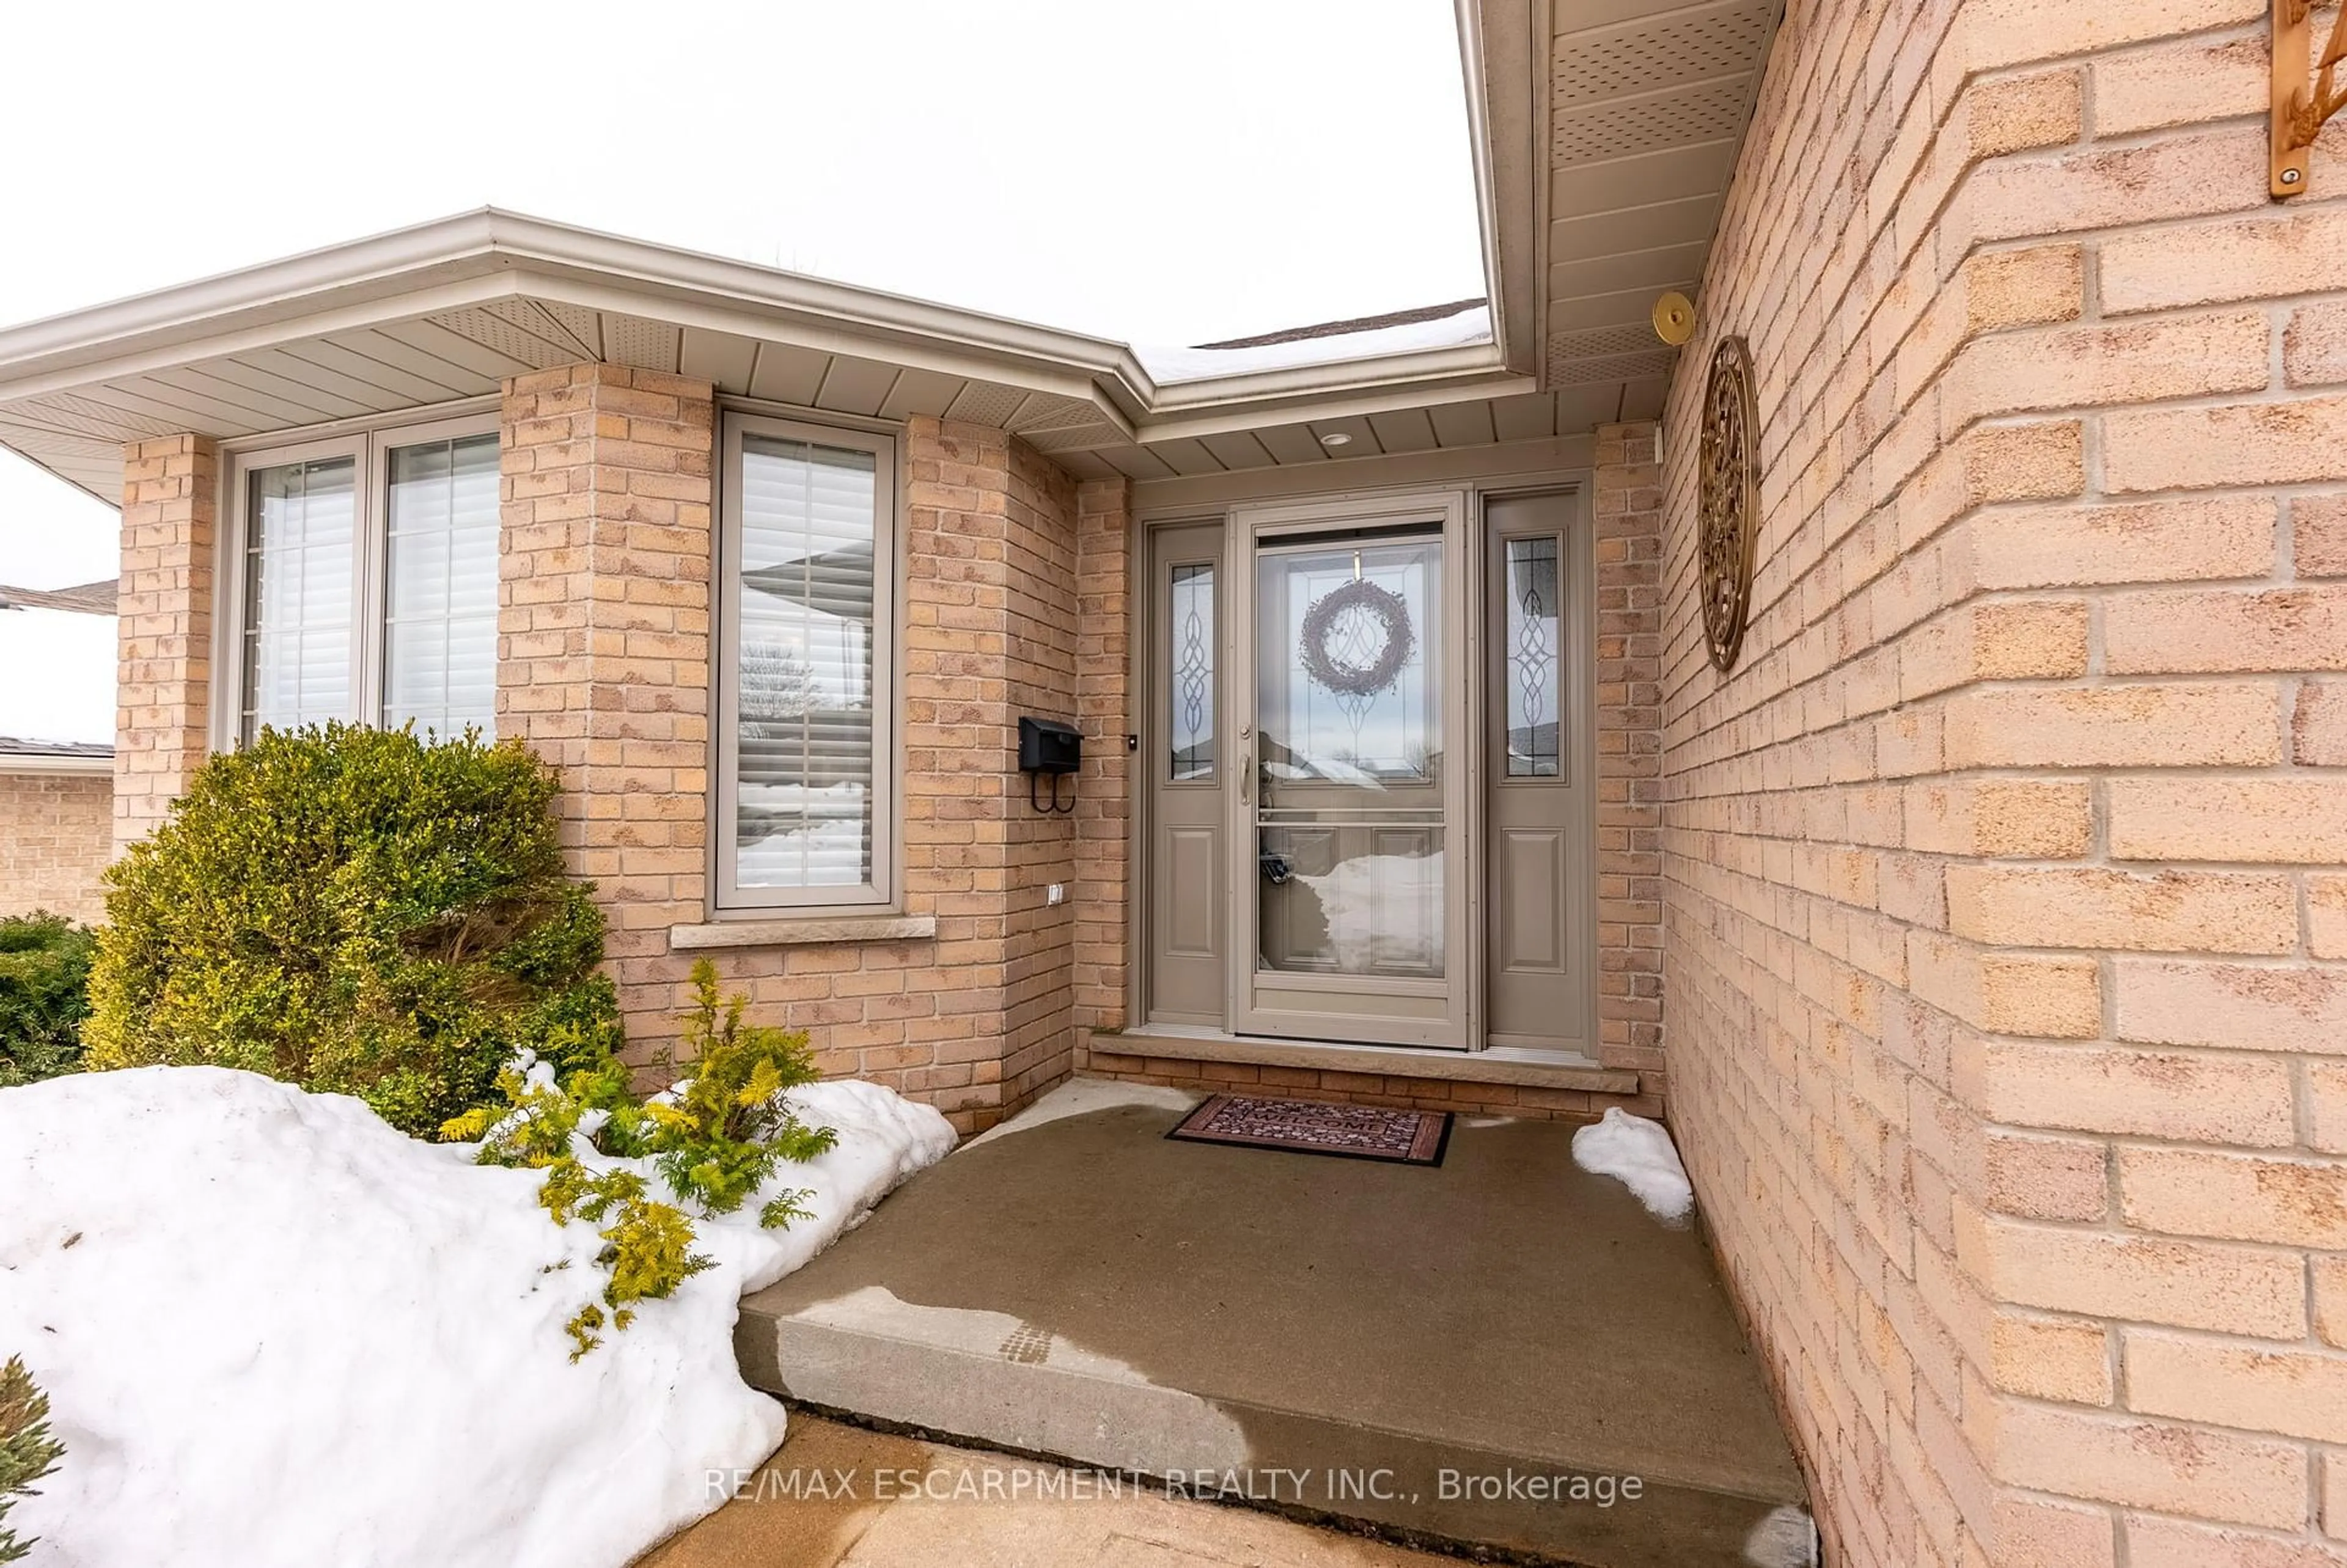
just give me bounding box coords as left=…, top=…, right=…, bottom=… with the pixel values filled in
left=443, top=959, right=838, bottom=1357
left=0, top=1355, right=63, bottom=1565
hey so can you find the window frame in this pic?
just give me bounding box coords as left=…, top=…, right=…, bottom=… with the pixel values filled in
left=214, top=407, right=502, bottom=752
left=712, top=408, right=902, bottom=915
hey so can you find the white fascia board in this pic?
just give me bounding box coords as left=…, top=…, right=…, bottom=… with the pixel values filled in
left=0, top=268, right=527, bottom=408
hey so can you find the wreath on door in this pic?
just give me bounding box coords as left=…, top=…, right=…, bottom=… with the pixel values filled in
left=1298, top=579, right=1416, bottom=698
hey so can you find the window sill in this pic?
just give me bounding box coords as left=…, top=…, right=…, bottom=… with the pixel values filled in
left=668, top=915, right=938, bottom=951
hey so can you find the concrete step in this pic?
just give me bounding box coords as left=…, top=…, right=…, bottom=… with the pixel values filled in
left=737, top=1080, right=1815, bottom=1568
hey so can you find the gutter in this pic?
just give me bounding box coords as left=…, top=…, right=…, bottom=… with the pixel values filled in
left=0, top=752, right=113, bottom=778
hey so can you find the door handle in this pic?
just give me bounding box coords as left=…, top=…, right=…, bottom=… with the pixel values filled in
left=1238, top=733, right=1253, bottom=804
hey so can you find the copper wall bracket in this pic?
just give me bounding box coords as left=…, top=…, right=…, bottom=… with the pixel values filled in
left=2274, top=0, right=2347, bottom=197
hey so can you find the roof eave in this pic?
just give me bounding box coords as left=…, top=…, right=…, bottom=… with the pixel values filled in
left=0, top=208, right=1528, bottom=462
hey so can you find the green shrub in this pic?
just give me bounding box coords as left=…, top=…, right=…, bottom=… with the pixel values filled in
left=84, top=724, right=622, bottom=1136
left=0, top=1355, right=63, bottom=1566
left=0, top=914, right=95, bottom=1088
left=444, top=959, right=837, bottom=1357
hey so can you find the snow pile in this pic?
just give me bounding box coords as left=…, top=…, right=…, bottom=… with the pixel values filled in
left=1298, top=849, right=1446, bottom=975
left=0, top=1065, right=953, bottom=1568
left=1137, top=303, right=1493, bottom=384
left=1571, top=1107, right=1694, bottom=1225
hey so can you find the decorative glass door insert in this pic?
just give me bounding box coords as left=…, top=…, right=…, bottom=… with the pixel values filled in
left=1250, top=530, right=1450, bottom=992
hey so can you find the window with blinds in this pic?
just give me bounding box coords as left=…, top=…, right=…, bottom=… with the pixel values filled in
left=384, top=433, right=499, bottom=736
left=241, top=455, right=356, bottom=742
left=229, top=413, right=501, bottom=748
left=719, top=416, right=896, bottom=909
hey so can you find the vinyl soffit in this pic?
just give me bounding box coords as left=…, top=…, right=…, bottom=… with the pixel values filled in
left=1539, top=0, right=1776, bottom=397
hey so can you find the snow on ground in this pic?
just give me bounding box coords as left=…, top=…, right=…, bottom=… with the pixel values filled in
left=963, top=1075, right=1200, bottom=1149
left=1136, top=303, right=1493, bottom=384
left=0, top=1065, right=953, bottom=1568
left=1570, top=1107, right=1694, bottom=1225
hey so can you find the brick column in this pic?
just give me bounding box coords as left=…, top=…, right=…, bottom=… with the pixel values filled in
left=900, top=417, right=1084, bottom=1127
left=1593, top=423, right=1666, bottom=1104
left=496, top=365, right=714, bottom=1049
left=1071, top=476, right=1134, bottom=1038
left=114, top=434, right=216, bottom=851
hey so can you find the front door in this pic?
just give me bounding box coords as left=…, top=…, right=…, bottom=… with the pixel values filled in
left=1229, top=493, right=1471, bottom=1047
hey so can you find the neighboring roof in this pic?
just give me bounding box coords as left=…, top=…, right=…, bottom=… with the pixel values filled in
left=0, top=735, right=112, bottom=776
left=0, top=579, right=116, bottom=614
left=1140, top=303, right=1497, bottom=389
left=1192, top=299, right=1488, bottom=350
left=0, top=736, right=111, bottom=758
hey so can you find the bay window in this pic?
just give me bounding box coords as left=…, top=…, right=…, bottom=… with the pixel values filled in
left=226, top=412, right=501, bottom=744
left=716, top=412, right=897, bottom=911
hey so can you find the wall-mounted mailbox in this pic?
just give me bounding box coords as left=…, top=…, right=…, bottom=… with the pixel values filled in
left=1019, top=716, right=1082, bottom=814
left=1018, top=716, right=1082, bottom=775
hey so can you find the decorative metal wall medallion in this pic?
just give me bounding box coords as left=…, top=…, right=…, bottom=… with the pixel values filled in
left=1699, top=335, right=1760, bottom=674
left=1298, top=578, right=1416, bottom=698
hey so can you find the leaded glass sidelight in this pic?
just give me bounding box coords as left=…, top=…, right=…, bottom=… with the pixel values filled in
left=1168, top=563, right=1215, bottom=780
left=1502, top=534, right=1562, bottom=777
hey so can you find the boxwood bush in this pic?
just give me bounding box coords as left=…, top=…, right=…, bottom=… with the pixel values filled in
left=0, top=914, right=95, bottom=1088
left=84, top=724, right=623, bottom=1135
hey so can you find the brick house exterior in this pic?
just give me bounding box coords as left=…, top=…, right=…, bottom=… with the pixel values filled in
left=0, top=746, right=111, bottom=925
left=2, top=2, right=2343, bottom=1561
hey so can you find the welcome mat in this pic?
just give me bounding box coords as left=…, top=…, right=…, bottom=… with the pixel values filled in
left=1166, top=1094, right=1451, bottom=1167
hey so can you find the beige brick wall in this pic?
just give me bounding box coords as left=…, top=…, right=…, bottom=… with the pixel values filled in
left=1594, top=425, right=1667, bottom=1097
left=1071, top=477, right=1134, bottom=1036
left=1663, top=1, right=2347, bottom=1563
left=114, top=434, right=215, bottom=850
left=495, top=362, right=718, bottom=1053
left=496, top=376, right=1099, bottom=1133
left=0, top=772, right=112, bottom=924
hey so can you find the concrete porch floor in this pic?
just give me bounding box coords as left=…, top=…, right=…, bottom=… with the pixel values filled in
left=736, top=1080, right=1813, bottom=1568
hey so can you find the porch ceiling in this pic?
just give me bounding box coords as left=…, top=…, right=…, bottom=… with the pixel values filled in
left=1477, top=0, right=1779, bottom=414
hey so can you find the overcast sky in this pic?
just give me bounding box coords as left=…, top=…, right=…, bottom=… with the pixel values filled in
left=0, top=0, right=1485, bottom=744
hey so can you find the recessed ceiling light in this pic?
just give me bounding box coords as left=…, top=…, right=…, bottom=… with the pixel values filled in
left=1319, top=431, right=1353, bottom=447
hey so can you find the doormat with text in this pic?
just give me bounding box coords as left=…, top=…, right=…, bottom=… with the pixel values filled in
left=1166, top=1094, right=1450, bottom=1167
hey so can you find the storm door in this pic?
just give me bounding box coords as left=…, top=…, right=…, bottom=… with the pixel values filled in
left=1227, top=493, right=1470, bottom=1048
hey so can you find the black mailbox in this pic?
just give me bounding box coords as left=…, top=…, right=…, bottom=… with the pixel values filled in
left=1018, top=716, right=1082, bottom=774
left=1019, top=716, right=1081, bottom=814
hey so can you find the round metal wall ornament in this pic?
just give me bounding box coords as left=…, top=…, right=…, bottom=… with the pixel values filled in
left=1699, top=334, right=1760, bottom=674
left=1298, top=579, right=1416, bottom=698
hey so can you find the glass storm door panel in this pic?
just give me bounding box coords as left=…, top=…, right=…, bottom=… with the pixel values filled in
left=1234, top=504, right=1468, bottom=1049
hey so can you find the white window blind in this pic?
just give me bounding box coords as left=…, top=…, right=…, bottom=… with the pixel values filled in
left=230, top=414, right=499, bottom=750
left=731, top=432, right=882, bottom=896
left=241, top=456, right=355, bottom=742
left=384, top=433, right=499, bottom=736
